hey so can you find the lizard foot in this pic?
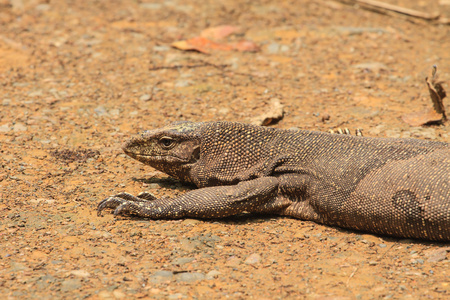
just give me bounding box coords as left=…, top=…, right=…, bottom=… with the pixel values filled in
left=97, top=192, right=156, bottom=216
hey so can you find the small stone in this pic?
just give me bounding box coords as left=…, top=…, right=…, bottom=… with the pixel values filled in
left=60, top=278, right=82, bottom=292
left=172, top=257, right=195, bottom=266
left=206, top=270, right=221, bottom=279
left=149, top=271, right=174, bottom=283
left=13, top=123, right=27, bottom=132
left=140, top=3, right=162, bottom=10
left=113, top=290, right=126, bottom=298
left=426, top=248, right=449, bottom=263
left=175, top=272, right=205, bottom=283
left=94, top=106, right=108, bottom=116
left=0, top=124, right=11, bottom=132
left=352, top=62, right=388, bottom=73
left=153, top=45, right=170, bottom=52
left=69, top=270, right=90, bottom=278
left=181, top=219, right=200, bottom=225
left=168, top=293, right=186, bottom=299
left=368, top=261, right=378, bottom=266
left=109, top=109, right=120, bottom=116
left=174, top=80, right=192, bottom=88
left=244, top=253, right=261, bottom=265
left=139, top=94, right=151, bottom=101
left=36, top=4, right=50, bottom=11
left=225, top=256, right=241, bottom=267
left=267, top=43, right=280, bottom=54
left=28, top=90, right=43, bottom=97
left=143, top=182, right=161, bottom=189
left=10, top=262, right=29, bottom=272
left=98, top=291, right=112, bottom=299
left=335, top=26, right=388, bottom=35
left=378, top=244, right=387, bottom=248
left=29, top=198, right=56, bottom=205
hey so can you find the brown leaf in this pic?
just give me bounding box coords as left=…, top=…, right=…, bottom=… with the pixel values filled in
left=426, top=65, right=447, bottom=121
left=200, top=25, right=241, bottom=40
left=402, top=65, right=447, bottom=126
left=401, top=109, right=443, bottom=127
left=171, top=37, right=233, bottom=54
left=251, top=98, right=284, bottom=126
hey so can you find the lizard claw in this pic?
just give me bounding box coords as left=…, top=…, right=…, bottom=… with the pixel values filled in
left=97, top=196, right=127, bottom=216
left=97, top=192, right=158, bottom=216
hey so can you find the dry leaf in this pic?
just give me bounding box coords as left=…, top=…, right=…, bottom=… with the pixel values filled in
left=172, top=26, right=259, bottom=54
left=401, top=109, right=443, bottom=127
left=251, top=98, right=284, bottom=126
left=171, top=37, right=232, bottom=54
left=426, top=65, right=447, bottom=120
left=402, top=65, right=447, bottom=126
left=200, top=25, right=241, bottom=40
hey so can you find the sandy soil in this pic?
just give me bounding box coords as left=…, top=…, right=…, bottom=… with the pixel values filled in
left=1, top=0, right=449, bottom=299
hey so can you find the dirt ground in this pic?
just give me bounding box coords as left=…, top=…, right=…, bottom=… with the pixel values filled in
left=1, top=0, right=449, bottom=299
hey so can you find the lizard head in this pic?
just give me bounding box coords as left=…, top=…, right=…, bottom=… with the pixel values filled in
left=122, top=121, right=202, bottom=180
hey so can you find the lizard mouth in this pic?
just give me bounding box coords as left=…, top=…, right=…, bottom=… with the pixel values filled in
left=133, top=154, right=190, bottom=163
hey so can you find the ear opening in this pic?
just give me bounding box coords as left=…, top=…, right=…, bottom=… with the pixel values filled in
left=191, top=145, right=201, bottom=162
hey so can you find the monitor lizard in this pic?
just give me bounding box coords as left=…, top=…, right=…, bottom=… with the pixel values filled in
left=98, top=121, right=450, bottom=241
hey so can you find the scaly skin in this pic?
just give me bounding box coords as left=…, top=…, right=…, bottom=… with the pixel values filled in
left=98, top=121, right=450, bottom=241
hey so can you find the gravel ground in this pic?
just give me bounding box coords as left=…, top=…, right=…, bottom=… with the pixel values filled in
left=0, top=0, right=449, bottom=299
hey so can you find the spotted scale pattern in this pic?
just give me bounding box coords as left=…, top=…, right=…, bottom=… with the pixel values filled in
left=98, top=121, right=450, bottom=241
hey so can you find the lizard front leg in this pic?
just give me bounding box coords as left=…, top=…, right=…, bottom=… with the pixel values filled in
left=97, top=177, right=288, bottom=219
left=97, top=192, right=157, bottom=216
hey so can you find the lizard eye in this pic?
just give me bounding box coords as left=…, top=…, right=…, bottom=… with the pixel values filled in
left=159, top=137, right=175, bottom=149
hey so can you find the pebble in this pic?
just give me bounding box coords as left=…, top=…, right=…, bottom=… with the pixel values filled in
left=181, top=219, right=200, bottom=225
left=352, top=62, right=388, bottom=73
left=408, top=127, right=436, bottom=140
left=244, top=253, right=261, bottom=265
left=171, top=257, right=195, bottom=266
left=140, top=3, right=162, bottom=10
left=139, top=94, right=151, bottom=101
left=426, top=248, right=449, bottom=263
left=153, top=45, right=170, bottom=52
left=0, top=124, right=11, bottom=132
left=206, top=270, right=221, bottom=279
left=94, top=106, right=108, bottom=116
left=174, top=80, right=192, bottom=88
left=35, top=275, right=56, bottom=289
left=36, top=4, right=51, bottom=11
left=9, top=262, right=29, bottom=271
left=13, top=123, right=28, bottom=132
left=335, top=26, right=388, bottom=35
left=267, top=43, right=280, bottom=54
left=69, top=270, right=90, bottom=278
left=29, top=198, right=56, bottom=205
left=149, top=271, right=174, bottom=283
left=168, top=293, right=186, bottom=299
left=143, top=183, right=161, bottom=189
left=175, top=272, right=205, bottom=283
left=109, top=108, right=120, bottom=116
left=60, top=278, right=82, bottom=292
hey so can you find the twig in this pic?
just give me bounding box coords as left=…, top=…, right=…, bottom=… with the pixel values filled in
left=356, top=0, right=440, bottom=20
left=337, top=0, right=440, bottom=21
left=346, top=267, right=358, bottom=286
left=149, top=62, right=230, bottom=71
left=378, top=242, right=398, bottom=261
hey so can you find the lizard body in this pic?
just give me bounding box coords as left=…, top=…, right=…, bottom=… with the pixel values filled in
left=98, top=121, right=450, bottom=241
